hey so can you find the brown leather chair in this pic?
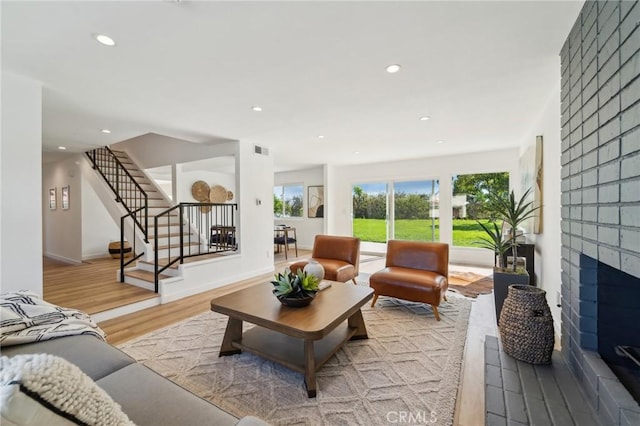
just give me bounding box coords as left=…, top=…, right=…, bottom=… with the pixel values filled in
left=290, top=235, right=360, bottom=284
left=369, top=240, right=449, bottom=320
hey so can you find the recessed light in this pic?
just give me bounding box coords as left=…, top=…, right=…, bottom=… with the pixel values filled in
left=93, top=33, right=116, bottom=47
left=100, top=129, right=111, bottom=134
left=420, top=116, right=430, bottom=121
left=251, top=106, right=263, bottom=112
left=57, top=146, right=67, bottom=150
left=437, top=140, right=445, bottom=144
left=386, top=64, right=401, bottom=73
left=318, top=135, right=325, bottom=139
left=354, top=151, right=360, bottom=155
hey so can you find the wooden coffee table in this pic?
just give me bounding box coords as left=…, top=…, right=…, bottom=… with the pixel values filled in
left=210, top=281, right=373, bottom=397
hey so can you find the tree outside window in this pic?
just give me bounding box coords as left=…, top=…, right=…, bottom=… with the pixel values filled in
left=273, top=184, right=303, bottom=218
left=451, top=172, right=509, bottom=247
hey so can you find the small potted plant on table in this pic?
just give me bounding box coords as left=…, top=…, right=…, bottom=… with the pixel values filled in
left=271, top=267, right=320, bottom=307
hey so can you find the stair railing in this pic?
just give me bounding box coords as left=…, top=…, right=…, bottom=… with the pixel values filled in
left=120, top=207, right=146, bottom=281
left=86, top=147, right=149, bottom=282
left=154, top=202, right=238, bottom=292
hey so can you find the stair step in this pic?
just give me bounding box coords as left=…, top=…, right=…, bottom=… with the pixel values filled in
left=151, top=232, right=191, bottom=239
left=117, top=189, right=155, bottom=194
left=120, top=196, right=164, bottom=201
left=100, top=161, right=137, bottom=167
left=117, top=192, right=157, bottom=198
left=125, top=269, right=170, bottom=283
left=140, top=252, right=225, bottom=269
left=148, top=235, right=198, bottom=245
left=157, top=242, right=200, bottom=250
left=99, top=163, right=142, bottom=172
left=152, top=212, right=179, bottom=218
left=150, top=223, right=187, bottom=230
left=105, top=172, right=145, bottom=178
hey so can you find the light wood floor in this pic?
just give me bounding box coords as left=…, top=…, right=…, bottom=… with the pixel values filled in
left=43, top=250, right=492, bottom=425
left=43, top=257, right=157, bottom=315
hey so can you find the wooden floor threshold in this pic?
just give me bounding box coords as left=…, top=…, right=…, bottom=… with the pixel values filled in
left=125, top=269, right=170, bottom=282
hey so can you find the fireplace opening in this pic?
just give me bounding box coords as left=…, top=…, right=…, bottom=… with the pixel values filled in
left=597, top=260, right=640, bottom=404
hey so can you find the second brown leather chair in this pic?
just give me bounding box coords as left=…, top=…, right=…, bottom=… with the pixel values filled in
left=289, top=235, right=360, bottom=284
left=370, top=240, right=449, bottom=320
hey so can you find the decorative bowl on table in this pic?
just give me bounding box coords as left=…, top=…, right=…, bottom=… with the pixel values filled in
left=272, top=267, right=319, bottom=308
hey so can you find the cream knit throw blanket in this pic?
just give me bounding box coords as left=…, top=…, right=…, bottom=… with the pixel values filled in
left=1, top=354, right=134, bottom=426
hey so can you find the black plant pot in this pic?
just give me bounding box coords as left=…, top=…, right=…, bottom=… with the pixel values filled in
left=493, top=269, right=530, bottom=323
left=276, top=294, right=316, bottom=307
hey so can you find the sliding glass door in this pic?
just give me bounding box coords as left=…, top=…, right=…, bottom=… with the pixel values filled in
left=352, top=179, right=439, bottom=244
left=352, top=182, right=388, bottom=243
left=393, top=180, right=439, bottom=242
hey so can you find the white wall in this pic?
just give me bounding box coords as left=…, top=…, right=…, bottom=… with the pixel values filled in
left=326, top=148, right=520, bottom=266
left=518, top=77, right=563, bottom=337
left=1, top=73, right=43, bottom=295
left=81, top=168, right=120, bottom=259
left=274, top=167, right=325, bottom=249
left=237, top=141, right=274, bottom=271
left=42, top=157, right=83, bottom=263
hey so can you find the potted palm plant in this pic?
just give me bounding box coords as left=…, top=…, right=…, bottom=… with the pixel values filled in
left=477, top=187, right=539, bottom=322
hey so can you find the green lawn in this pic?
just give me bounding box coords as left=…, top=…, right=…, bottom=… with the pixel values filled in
left=353, top=218, right=494, bottom=247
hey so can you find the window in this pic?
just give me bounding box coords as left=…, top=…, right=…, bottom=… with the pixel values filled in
left=352, top=182, right=388, bottom=243
left=451, top=172, right=509, bottom=247
left=393, top=180, right=439, bottom=242
left=352, top=179, right=439, bottom=243
left=274, top=184, right=303, bottom=218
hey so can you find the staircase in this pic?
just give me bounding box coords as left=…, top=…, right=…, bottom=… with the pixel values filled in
left=86, top=147, right=238, bottom=295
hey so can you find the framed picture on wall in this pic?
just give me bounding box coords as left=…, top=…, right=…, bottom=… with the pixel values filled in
left=534, top=135, right=543, bottom=234
left=308, top=185, right=324, bottom=218
left=49, top=187, right=56, bottom=210
left=61, top=185, right=70, bottom=210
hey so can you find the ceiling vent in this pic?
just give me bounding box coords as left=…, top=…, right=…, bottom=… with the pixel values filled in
left=254, top=145, right=269, bottom=156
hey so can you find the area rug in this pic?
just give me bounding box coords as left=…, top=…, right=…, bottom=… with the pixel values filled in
left=447, top=271, right=493, bottom=298
left=119, top=296, right=471, bottom=426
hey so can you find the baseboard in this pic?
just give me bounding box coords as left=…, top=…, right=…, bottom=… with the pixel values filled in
left=43, top=252, right=83, bottom=265
left=92, top=297, right=161, bottom=323
left=82, top=252, right=112, bottom=261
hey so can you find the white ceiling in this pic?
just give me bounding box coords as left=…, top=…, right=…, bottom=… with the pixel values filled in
left=2, top=1, right=583, bottom=172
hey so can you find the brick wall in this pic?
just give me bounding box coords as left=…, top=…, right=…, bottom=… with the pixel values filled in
left=560, top=1, right=640, bottom=424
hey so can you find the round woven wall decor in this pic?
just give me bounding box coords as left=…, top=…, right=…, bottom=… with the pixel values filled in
left=191, top=180, right=210, bottom=202
left=227, top=190, right=234, bottom=201
left=209, top=185, right=228, bottom=203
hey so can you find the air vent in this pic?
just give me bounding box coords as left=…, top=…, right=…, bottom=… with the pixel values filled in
left=254, top=145, right=269, bottom=156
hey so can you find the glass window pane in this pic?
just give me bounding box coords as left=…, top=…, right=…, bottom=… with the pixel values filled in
left=451, top=172, right=509, bottom=247
left=393, top=180, right=439, bottom=242
left=352, top=183, right=387, bottom=243
left=283, top=185, right=303, bottom=217
left=273, top=186, right=283, bottom=217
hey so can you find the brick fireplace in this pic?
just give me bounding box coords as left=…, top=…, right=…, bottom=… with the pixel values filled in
left=560, top=1, right=640, bottom=425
